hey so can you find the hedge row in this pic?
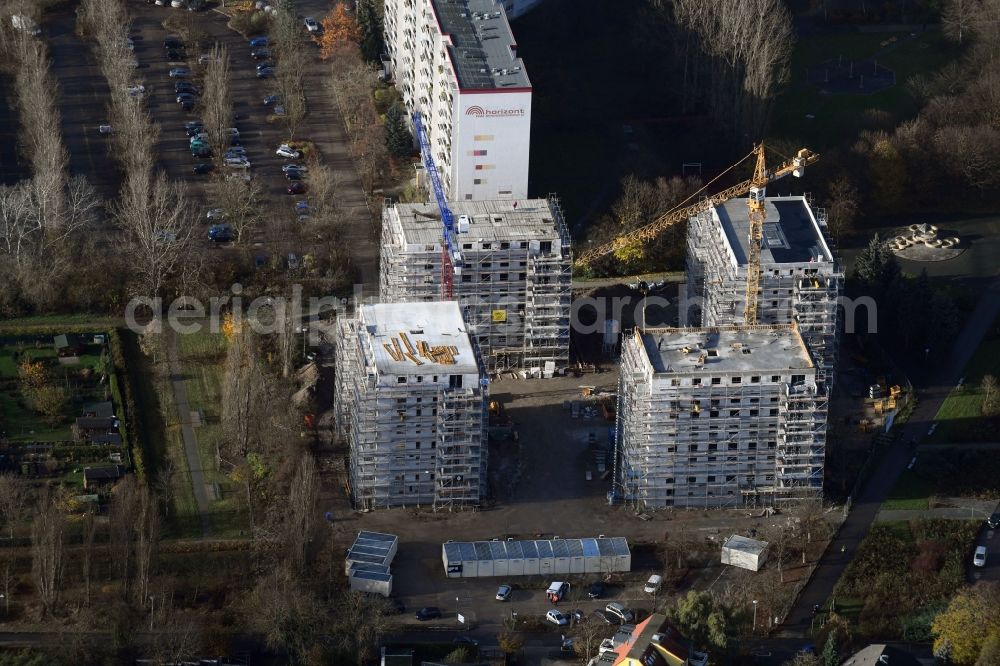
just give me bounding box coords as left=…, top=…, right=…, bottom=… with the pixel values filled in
left=107, top=329, right=148, bottom=481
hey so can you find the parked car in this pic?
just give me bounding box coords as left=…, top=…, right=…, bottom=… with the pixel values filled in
left=153, top=230, right=177, bottom=242
left=198, top=53, right=220, bottom=65
left=282, top=163, right=308, bottom=173
left=164, top=37, right=183, bottom=49
left=255, top=66, right=274, bottom=78
left=495, top=585, right=512, bottom=601
left=987, top=513, right=1000, bottom=529
left=974, top=546, right=988, bottom=567
left=304, top=16, right=320, bottom=32
left=175, top=81, right=198, bottom=93
left=208, top=224, right=233, bottom=242
left=98, top=124, right=113, bottom=134
left=571, top=609, right=585, bottom=623
left=192, top=163, right=213, bottom=175
left=453, top=636, right=478, bottom=646
left=251, top=48, right=271, bottom=60
left=294, top=200, right=309, bottom=212
left=184, top=120, right=203, bottom=132
left=287, top=182, right=306, bottom=194
left=276, top=144, right=301, bottom=159
left=206, top=208, right=225, bottom=221
left=285, top=170, right=303, bottom=181
left=225, top=147, right=247, bottom=158
left=176, top=92, right=197, bottom=104
left=126, top=84, right=146, bottom=97
left=191, top=146, right=211, bottom=158
left=249, top=36, right=268, bottom=48
left=170, top=0, right=184, bottom=8
left=587, top=581, right=605, bottom=599
left=644, top=574, right=663, bottom=594
left=263, top=94, right=280, bottom=106
left=168, top=67, right=190, bottom=78
left=225, top=157, right=251, bottom=168
left=415, top=607, right=441, bottom=621
left=545, top=610, right=569, bottom=626
left=166, top=48, right=185, bottom=61
left=605, top=602, right=634, bottom=624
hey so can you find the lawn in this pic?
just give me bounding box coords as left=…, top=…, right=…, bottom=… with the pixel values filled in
left=882, top=467, right=933, bottom=510
left=175, top=330, right=247, bottom=538
left=930, top=318, right=1000, bottom=443
left=771, top=29, right=960, bottom=149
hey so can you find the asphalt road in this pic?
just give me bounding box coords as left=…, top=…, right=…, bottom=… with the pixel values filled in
left=43, top=6, right=121, bottom=200
left=781, top=276, right=1000, bottom=635
left=0, top=73, right=23, bottom=186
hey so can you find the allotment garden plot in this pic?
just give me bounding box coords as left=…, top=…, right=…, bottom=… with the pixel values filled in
left=0, top=333, right=128, bottom=489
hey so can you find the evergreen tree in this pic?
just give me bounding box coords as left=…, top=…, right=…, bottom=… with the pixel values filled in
left=357, top=0, right=384, bottom=63
left=821, top=633, right=839, bottom=666
left=384, top=103, right=413, bottom=159
left=853, top=233, right=900, bottom=291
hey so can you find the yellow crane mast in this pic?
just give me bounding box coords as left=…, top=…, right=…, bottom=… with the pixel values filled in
left=573, top=147, right=820, bottom=318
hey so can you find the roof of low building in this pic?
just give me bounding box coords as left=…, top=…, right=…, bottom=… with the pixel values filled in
left=83, top=465, right=125, bottom=481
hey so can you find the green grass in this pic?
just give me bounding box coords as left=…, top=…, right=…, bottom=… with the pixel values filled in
left=174, top=330, right=247, bottom=539
left=931, top=320, right=1000, bottom=444
left=883, top=468, right=933, bottom=510
left=772, top=30, right=960, bottom=148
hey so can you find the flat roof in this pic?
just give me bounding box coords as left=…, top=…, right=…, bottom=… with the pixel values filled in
left=388, top=199, right=563, bottom=248
left=359, top=302, right=479, bottom=375
left=433, top=0, right=530, bottom=90
left=637, top=325, right=814, bottom=375
left=443, top=537, right=629, bottom=562
left=716, top=196, right=832, bottom=265
left=723, top=534, right=769, bottom=555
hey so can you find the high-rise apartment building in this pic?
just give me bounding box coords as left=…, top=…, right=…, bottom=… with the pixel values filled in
left=380, top=198, right=571, bottom=373
left=384, top=0, right=531, bottom=200
left=334, top=301, right=488, bottom=510
left=685, top=195, right=842, bottom=391
left=616, top=325, right=827, bottom=509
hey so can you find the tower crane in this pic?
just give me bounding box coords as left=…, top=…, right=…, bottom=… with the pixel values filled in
left=573, top=145, right=819, bottom=324
left=413, top=111, right=459, bottom=299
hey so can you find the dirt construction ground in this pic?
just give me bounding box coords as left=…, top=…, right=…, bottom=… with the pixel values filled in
left=324, top=374, right=839, bottom=633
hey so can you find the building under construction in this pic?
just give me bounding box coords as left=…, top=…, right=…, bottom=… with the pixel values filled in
left=334, top=301, right=488, bottom=510
left=615, top=324, right=826, bottom=508
left=685, top=195, right=842, bottom=392
left=380, top=198, right=572, bottom=374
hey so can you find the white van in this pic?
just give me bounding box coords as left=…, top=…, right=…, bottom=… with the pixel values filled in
left=546, top=581, right=569, bottom=602
left=974, top=546, right=987, bottom=567
left=644, top=574, right=663, bottom=594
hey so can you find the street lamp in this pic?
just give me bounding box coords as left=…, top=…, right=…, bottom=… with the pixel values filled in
left=149, top=595, right=155, bottom=632
left=752, top=599, right=758, bottom=634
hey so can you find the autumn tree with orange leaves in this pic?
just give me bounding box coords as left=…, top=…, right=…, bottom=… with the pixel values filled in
left=318, top=5, right=361, bottom=59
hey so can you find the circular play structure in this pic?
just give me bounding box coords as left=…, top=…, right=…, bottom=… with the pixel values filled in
left=808, top=57, right=896, bottom=95
left=887, top=223, right=962, bottom=261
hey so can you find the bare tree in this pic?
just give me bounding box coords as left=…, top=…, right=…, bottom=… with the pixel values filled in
left=134, top=485, right=160, bottom=606
left=942, top=0, right=978, bottom=44
left=285, top=455, right=319, bottom=574
left=825, top=175, right=859, bottom=241
left=209, top=175, right=265, bottom=244
left=303, top=164, right=345, bottom=238
left=81, top=511, right=97, bottom=607
left=31, top=496, right=65, bottom=617
left=114, top=171, right=197, bottom=299
left=221, top=324, right=272, bottom=461
left=201, top=44, right=233, bottom=164
left=109, top=477, right=139, bottom=598
left=0, top=474, right=28, bottom=541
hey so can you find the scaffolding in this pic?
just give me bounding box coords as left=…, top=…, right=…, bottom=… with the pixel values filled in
left=334, top=302, right=488, bottom=510
left=616, top=325, right=824, bottom=509
left=380, top=197, right=572, bottom=373
left=685, top=195, right=843, bottom=394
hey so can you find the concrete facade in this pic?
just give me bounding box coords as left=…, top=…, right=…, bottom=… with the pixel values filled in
left=384, top=0, right=531, bottom=200
left=616, top=325, right=827, bottom=509
left=380, top=198, right=572, bottom=373
left=334, top=302, right=488, bottom=509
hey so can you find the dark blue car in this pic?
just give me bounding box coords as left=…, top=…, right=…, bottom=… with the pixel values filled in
left=249, top=36, right=268, bottom=48
left=208, top=224, right=233, bottom=242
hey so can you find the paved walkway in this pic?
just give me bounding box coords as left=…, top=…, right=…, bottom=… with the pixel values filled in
left=780, top=276, right=1000, bottom=636
left=165, top=330, right=211, bottom=538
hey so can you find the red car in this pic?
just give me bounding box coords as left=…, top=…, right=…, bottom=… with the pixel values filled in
left=287, top=182, right=306, bottom=194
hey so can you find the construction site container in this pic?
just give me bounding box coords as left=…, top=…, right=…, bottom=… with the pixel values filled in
left=441, top=538, right=631, bottom=578
left=721, top=535, right=768, bottom=571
